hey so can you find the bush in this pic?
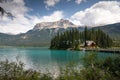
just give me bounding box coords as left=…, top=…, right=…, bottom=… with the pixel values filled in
left=0, top=53, right=120, bottom=80
left=0, top=60, right=52, bottom=80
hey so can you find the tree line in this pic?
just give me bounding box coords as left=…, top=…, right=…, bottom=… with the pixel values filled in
left=50, top=27, right=113, bottom=49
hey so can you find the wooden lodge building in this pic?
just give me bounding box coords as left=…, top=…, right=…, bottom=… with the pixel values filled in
left=80, top=40, right=96, bottom=48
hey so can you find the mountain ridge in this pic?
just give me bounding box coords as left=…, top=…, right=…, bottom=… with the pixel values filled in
left=33, top=19, right=78, bottom=30
left=0, top=20, right=119, bottom=46
left=93, top=23, right=120, bottom=40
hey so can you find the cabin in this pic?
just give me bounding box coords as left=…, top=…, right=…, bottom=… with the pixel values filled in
left=80, top=40, right=96, bottom=48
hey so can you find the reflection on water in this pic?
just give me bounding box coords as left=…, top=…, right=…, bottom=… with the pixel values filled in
left=0, top=47, right=119, bottom=72
left=50, top=50, right=83, bottom=66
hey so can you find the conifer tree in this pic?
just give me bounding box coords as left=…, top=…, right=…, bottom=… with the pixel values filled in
left=50, top=27, right=113, bottom=49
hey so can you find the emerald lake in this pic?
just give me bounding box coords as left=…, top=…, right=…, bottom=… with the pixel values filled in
left=0, top=47, right=119, bottom=73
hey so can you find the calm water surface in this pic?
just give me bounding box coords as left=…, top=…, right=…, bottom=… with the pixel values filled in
left=0, top=47, right=119, bottom=72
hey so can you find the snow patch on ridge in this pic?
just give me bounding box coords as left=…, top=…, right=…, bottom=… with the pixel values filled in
left=33, top=19, right=78, bottom=31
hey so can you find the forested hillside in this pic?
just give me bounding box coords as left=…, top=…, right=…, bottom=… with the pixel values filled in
left=94, top=23, right=120, bottom=40
left=50, top=27, right=113, bottom=49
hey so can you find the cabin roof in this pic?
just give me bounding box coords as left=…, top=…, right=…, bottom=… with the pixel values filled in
left=80, top=40, right=96, bottom=47
left=86, top=41, right=96, bottom=46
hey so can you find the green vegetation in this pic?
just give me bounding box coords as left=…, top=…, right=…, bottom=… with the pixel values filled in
left=0, top=53, right=120, bottom=80
left=50, top=27, right=113, bottom=50
left=94, top=23, right=120, bottom=40
left=82, top=53, right=120, bottom=80
left=0, top=59, right=52, bottom=80
left=113, top=40, right=120, bottom=47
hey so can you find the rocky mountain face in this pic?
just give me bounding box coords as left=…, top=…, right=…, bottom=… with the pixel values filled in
left=0, top=19, right=84, bottom=46
left=0, top=19, right=119, bottom=46
left=33, top=19, right=77, bottom=30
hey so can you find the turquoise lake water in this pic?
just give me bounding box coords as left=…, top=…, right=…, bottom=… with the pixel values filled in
left=0, top=47, right=119, bottom=73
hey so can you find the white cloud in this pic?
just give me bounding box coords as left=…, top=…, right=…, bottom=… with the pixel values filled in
left=75, top=0, right=83, bottom=4
left=0, top=0, right=64, bottom=34
left=39, top=11, right=64, bottom=22
left=71, top=1, right=120, bottom=26
left=44, top=0, right=85, bottom=9
left=44, top=0, right=60, bottom=8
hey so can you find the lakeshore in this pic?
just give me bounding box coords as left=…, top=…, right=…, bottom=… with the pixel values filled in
left=85, top=48, right=120, bottom=53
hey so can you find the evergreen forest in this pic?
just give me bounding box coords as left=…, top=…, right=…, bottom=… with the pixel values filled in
left=50, top=27, right=113, bottom=50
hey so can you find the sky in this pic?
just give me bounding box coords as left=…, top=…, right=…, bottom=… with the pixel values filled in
left=0, top=0, right=120, bottom=34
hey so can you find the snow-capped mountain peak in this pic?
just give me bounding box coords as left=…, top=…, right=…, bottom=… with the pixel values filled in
left=33, top=19, right=77, bottom=30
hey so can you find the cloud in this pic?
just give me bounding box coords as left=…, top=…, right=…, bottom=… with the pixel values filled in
left=75, top=0, right=83, bottom=4
left=71, top=1, right=120, bottom=26
left=44, top=0, right=85, bottom=9
left=0, top=0, right=31, bottom=34
left=28, top=11, right=64, bottom=27
left=44, top=0, right=60, bottom=9
left=0, top=0, right=64, bottom=34
left=39, top=11, right=64, bottom=22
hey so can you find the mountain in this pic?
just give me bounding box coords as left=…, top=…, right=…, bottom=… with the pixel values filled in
left=0, top=19, right=84, bottom=46
left=0, top=20, right=119, bottom=46
left=33, top=19, right=77, bottom=30
left=94, top=23, right=120, bottom=40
